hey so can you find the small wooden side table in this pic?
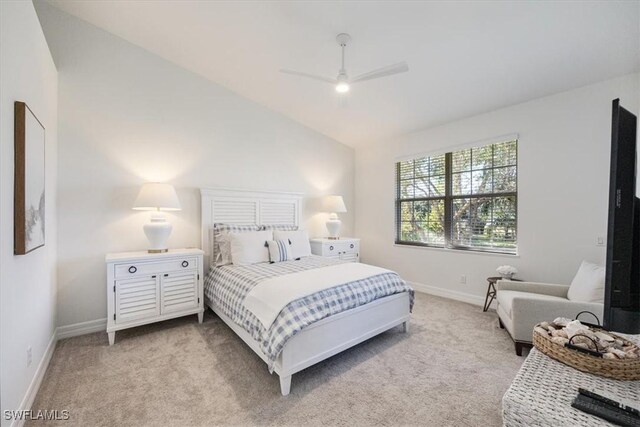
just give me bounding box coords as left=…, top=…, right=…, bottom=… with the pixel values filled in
left=483, top=276, right=523, bottom=312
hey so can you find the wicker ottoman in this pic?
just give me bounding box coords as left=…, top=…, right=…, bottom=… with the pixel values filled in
left=502, top=336, right=640, bottom=426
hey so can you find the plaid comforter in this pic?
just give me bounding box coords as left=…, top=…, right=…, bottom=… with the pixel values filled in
left=204, top=256, right=414, bottom=371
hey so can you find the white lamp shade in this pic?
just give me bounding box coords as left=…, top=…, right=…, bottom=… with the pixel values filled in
left=133, top=183, right=181, bottom=211
left=323, top=195, right=347, bottom=213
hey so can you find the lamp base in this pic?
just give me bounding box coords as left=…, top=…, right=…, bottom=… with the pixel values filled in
left=148, top=248, right=169, bottom=254
left=326, top=215, right=342, bottom=239
left=143, top=214, right=172, bottom=253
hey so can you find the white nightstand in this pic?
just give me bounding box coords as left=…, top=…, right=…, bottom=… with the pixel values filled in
left=105, top=248, right=204, bottom=345
left=310, top=237, right=360, bottom=262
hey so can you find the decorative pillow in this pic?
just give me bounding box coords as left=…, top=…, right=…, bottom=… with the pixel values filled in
left=567, top=261, right=605, bottom=303
left=229, top=230, right=272, bottom=266
left=267, top=239, right=293, bottom=263
left=213, top=223, right=260, bottom=267
left=273, top=229, right=311, bottom=259
left=261, top=224, right=299, bottom=231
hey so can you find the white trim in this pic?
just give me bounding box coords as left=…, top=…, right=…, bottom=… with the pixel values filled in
left=11, top=331, right=57, bottom=427
left=57, top=318, right=107, bottom=340
left=393, top=243, right=519, bottom=258
left=409, top=281, right=485, bottom=307
left=395, top=132, right=519, bottom=162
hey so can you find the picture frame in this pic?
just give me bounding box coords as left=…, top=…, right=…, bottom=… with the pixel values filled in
left=14, top=101, right=46, bottom=255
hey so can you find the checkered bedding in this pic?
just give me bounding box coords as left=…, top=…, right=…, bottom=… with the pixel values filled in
left=204, top=256, right=414, bottom=371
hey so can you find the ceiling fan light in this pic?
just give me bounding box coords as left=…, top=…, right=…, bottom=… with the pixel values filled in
left=335, top=82, right=350, bottom=93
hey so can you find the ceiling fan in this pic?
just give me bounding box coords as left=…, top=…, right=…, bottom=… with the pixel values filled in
left=280, top=33, right=409, bottom=94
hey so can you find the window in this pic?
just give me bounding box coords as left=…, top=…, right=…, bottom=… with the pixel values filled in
left=396, top=139, right=517, bottom=254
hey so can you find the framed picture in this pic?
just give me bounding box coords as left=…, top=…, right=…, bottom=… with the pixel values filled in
left=14, top=101, right=45, bottom=255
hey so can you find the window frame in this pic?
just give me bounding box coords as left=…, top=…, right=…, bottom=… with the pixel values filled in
left=395, top=141, right=518, bottom=255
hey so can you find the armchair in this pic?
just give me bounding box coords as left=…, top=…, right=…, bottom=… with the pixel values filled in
left=496, top=280, right=603, bottom=355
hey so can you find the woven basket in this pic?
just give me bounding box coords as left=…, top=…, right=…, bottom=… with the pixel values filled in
left=532, top=324, right=640, bottom=381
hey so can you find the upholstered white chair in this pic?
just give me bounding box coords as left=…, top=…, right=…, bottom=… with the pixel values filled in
left=496, top=261, right=605, bottom=356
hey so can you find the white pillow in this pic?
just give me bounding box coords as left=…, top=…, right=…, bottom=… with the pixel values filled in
left=273, top=229, right=311, bottom=259
left=229, top=230, right=273, bottom=266
left=213, top=224, right=260, bottom=267
left=567, top=261, right=605, bottom=303
left=266, top=239, right=292, bottom=263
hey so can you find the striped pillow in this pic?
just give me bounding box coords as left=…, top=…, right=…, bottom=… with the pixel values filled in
left=267, top=239, right=292, bottom=263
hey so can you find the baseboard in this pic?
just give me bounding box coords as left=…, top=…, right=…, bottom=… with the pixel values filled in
left=409, top=281, right=485, bottom=307
left=11, top=330, right=57, bottom=427
left=56, top=318, right=107, bottom=340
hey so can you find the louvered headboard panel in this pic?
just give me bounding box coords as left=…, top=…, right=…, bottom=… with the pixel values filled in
left=200, top=188, right=303, bottom=271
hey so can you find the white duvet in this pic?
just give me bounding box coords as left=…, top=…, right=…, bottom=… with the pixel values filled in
left=243, top=262, right=392, bottom=329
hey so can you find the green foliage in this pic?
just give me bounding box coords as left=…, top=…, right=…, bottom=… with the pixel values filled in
left=397, top=140, right=517, bottom=252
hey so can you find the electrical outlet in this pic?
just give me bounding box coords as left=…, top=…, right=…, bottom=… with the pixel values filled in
left=459, top=275, right=467, bottom=284
left=596, top=236, right=605, bottom=246
left=26, top=346, right=32, bottom=367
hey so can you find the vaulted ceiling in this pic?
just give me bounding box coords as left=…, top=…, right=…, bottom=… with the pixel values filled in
left=45, top=1, right=640, bottom=147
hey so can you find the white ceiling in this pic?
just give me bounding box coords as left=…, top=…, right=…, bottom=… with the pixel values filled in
left=46, top=1, right=640, bottom=147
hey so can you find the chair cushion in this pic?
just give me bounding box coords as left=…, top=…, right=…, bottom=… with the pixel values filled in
left=496, top=290, right=568, bottom=319
left=567, top=261, right=605, bottom=303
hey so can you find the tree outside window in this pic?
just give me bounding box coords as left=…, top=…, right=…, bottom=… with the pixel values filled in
left=396, top=139, right=517, bottom=254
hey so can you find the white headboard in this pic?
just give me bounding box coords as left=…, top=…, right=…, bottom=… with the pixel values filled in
left=200, top=187, right=303, bottom=270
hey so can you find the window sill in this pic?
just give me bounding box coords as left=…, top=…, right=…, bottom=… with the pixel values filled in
left=393, top=243, right=520, bottom=258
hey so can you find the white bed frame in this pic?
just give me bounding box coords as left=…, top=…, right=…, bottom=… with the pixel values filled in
left=200, top=187, right=411, bottom=395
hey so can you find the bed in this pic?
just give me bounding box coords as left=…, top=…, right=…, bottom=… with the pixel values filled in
left=201, top=188, right=413, bottom=395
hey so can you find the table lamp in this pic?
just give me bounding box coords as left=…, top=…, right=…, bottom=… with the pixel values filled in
left=323, top=195, right=347, bottom=239
left=133, top=183, right=181, bottom=253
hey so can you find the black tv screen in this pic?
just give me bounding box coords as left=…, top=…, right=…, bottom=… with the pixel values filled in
left=604, top=99, right=640, bottom=333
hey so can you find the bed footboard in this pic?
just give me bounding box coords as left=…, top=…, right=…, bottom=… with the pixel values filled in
left=208, top=292, right=411, bottom=396
left=274, top=292, right=411, bottom=395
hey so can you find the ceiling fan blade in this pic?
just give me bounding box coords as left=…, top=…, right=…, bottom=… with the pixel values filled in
left=351, top=62, right=409, bottom=83
left=280, top=69, right=337, bottom=84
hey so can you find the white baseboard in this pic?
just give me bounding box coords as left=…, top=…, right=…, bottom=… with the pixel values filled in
left=56, top=318, right=107, bottom=340
left=11, top=330, right=57, bottom=427
left=409, top=281, right=485, bottom=307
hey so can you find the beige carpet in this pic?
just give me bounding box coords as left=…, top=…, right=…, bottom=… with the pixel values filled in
left=29, top=293, right=525, bottom=426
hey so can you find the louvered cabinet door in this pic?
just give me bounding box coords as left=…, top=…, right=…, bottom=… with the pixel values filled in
left=115, top=276, right=160, bottom=323
left=339, top=252, right=359, bottom=263
left=160, top=271, right=198, bottom=314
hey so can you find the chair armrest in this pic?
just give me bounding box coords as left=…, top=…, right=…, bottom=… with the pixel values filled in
left=497, top=280, right=569, bottom=298
left=510, top=297, right=604, bottom=342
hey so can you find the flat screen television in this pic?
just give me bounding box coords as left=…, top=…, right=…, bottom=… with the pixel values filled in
left=604, top=99, right=640, bottom=333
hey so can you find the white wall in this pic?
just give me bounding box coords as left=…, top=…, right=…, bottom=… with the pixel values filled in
left=355, top=74, right=640, bottom=304
left=34, top=3, right=355, bottom=328
left=0, top=1, right=58, bottom=422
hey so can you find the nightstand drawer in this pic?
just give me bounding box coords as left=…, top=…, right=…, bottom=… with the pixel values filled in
left=323, top=241, right=358, bottom=256
left=114, top=257, right=197, bottom=278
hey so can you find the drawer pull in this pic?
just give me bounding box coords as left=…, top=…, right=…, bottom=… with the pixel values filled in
left=128, top=266, right=137, bottom=274
left=329, top=245, right=334, bottom=251
left=350, top=244, right=354, bottom=249
left=151, top=275, right=156, bottom=279
left=181, top=260, right=189, bottom=268
left=164, top=274, right=169, bottom=277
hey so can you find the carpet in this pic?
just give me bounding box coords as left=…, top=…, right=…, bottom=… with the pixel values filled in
left=29, top=293, right=525, bottom=426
